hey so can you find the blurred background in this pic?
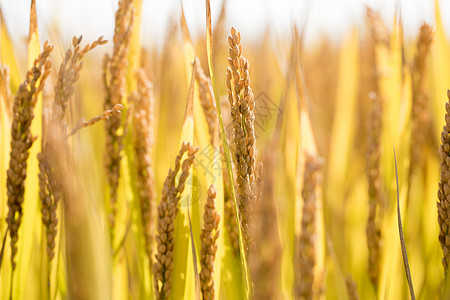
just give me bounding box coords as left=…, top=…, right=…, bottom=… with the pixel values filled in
left=1, top=0, right=449, bottom=48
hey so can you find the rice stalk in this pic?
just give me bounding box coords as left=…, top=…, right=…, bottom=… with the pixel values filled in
left=70, top=104, right=124, bottom=136
left=53, top=123, right=104, bottom=300
left=218, top=95, right=240, bottom=255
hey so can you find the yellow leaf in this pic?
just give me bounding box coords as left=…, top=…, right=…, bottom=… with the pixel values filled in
left=0, top=9, right=21, bottom=93
left=326, top=29, right=360, bottom=199
left=171, top=63, right=196, bottom=300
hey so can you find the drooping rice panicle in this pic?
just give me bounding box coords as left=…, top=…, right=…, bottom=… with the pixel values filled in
left=7, top=41, right=53, bottom=272
left=153, top=142, right=199, bottom=300
left=52, top=36, right=107, bottom=133
left=103, top=0, right=134, bottom=245
left=70, top=104, right=124, bottom=136
left=365, top=8, right=388, bottom=289
left=199, top=185, right=220, bottom=300
left=130, top=69, right=156, bottom=267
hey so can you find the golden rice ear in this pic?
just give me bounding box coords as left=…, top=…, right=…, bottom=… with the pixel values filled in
left=438, top=90, right=450, bottom=273
left=103, top=0, right=134, bottom=246
left=250, top=155, right=282, bottom=299
left=364, top=8, right=388, bottom=289
left=226, top=27, right=256, bottom=254
left=295, top=153, right=324, bottom=299
left=409, top=23, right=434, bottom=185
left=70, top=104, right=124, bottom=136
left=153, top=142, right=198, bottom=300
left=7, top=41, right=53, bottom=277
left=345, top=275, right=360, bottom=300
left=199, top=184, right=220, bottom=300
left=365, top=91, right=383, bottom=289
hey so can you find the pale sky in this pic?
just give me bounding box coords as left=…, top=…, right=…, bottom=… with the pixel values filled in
left=0, top=0, right=448, bottom=48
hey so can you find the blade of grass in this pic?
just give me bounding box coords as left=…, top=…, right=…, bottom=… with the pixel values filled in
left=0, top=228, right=7, bottom=271
left=393, top=148, right=415, bottom=300
left=205, top=1, right=251, bottom=298
left=377, top=14, right=412, bottom=299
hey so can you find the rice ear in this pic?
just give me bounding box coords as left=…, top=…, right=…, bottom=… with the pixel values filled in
left=294, top=153, right=323, bottom=299
left=153, top=142, right=199, bottom=300
left=226, top=27, right=256, bottom=254
left=7, top=41, right=53, bottom=289
left=103, top=0, right=134, bottom=246
left=199, top=185, right=220, bottom=300
left=437, top=90, right=450, bottom=273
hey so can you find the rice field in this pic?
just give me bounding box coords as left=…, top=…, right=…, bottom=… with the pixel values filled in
left=0, top=0, right=450, bottom=299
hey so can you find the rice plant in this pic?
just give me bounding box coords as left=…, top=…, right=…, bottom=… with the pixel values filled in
left=1, top=0, right=450, bottom=299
